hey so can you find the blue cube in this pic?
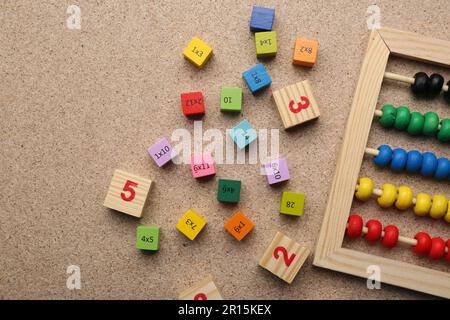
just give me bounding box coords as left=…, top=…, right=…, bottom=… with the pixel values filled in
left=243, top=64, right=272, bottom=94
left=228, top=119, right=258, bottom=149
left=250, top=6, right=275, bottom=32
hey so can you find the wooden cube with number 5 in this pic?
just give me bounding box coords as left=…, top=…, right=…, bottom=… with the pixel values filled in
left=259, top=232, right=310, bottom=283
left=103, top=169, right=152, bottom=218
left=280, top=192, right=305, bottom=216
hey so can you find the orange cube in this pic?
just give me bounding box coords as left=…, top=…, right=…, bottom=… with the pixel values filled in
left=224, top=211, right=254, bottom=241
left=292, top=38, right=319, bottom=67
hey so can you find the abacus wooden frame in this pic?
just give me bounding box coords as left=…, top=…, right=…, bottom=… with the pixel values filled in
left=313, top=28, right=450, bottom=298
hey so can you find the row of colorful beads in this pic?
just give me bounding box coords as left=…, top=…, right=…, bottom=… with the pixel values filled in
left=373, top=145, right=450, bottom=181
left=355, top=177, right=450, bottom=222
left=347, top=214, right=450, bottom=262
left=378, top=104, right=450, bottom=142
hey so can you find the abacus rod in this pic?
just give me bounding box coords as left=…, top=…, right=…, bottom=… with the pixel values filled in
left=355, top=184, right=417, bottom=204
left=372, top=110, right=442, bottom=130
left=384, top=72, right=449, bottom=92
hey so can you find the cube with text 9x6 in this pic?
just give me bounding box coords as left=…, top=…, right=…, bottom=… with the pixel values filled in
left=176, top=209, right=207, bottom=240
left=136, top=225, right=160, bottom=251
left=250, top=6, right=275, bottom=32
left=217, top=179, right=241, bottom=203
left=228, top=119, right=257, bottom=149
left=243, top=64, right=272, bottom=94
left=280, top=192, right=305, bottom=216
left=182, top=37, right=213, bottom=68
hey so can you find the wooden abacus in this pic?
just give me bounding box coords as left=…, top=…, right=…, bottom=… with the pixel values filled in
left=314, top=28, right=450, bottom=298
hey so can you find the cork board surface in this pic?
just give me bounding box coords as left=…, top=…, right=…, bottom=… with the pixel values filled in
left=0, top=0, right=449, bottom=299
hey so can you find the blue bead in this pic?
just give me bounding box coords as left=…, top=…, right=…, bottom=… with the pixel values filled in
left=373, top=145, right=392, bottom=167
left=406, top=150, right=423, bottom=173
left=435, top=158, right=450, bottom=180
left=390, top=148, right=407, bottom=171
left=421, top=152, right=438, bottom=177
left=242, top=64, right=272, bottom=94
left=250, top=6, right=275, bottom=32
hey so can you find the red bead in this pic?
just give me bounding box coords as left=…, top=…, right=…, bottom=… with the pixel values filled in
left=446, top=239, right=450, bottom=262
left=181, top=92, right=205, bottom=116
left=429, top=237, right=446, bottom=260
left=382, top=225, right=399, bottom=248
left=365, top=219, right=382, bottom=243
left=413, top=232, right=432, bottom=255
left=346, top=214, right=363, bottom=238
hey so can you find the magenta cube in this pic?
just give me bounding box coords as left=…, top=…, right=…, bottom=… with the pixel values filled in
left=264, top=158, right=290, bottom=184
left=191, top=154, right=216, bottom=178
left=148, top=137, right=175, bottom=167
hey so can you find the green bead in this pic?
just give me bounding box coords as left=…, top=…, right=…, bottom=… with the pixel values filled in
left=423, top=112, right=440, bottom=136
left=379, top=104, right=397, bottom=128
left=437, top=119, right=450, bottom=142
left=407, top=112, right=425, bottom=135
left=394, top=106, right=411, bottom=130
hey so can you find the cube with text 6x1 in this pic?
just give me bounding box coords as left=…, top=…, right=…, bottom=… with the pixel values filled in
left=263, top=158, right=290, bottom=185
left=176, top=209, right=207, bottom=240
left=136, top=225, right=160, bottom=251
left=182, top=37, right=213, bottom=68
left=148, top=137, right=175, bottom=167
left=103, top=169, right=152, bottom=218
left=191, top=154, right=216, bottom=178
left=224, top=211, right=254, bottom=241
left=179, top=275, right=223, bottom=300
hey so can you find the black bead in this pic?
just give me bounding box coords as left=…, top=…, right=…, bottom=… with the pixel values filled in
left=444, top=80, right=450, bottom=104
left=427, top=73, right=444, bottom=97
left=411, top=72, right=429, bottom=97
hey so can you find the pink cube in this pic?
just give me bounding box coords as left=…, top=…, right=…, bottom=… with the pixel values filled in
left=191, top=154, right=216, bottom=178
left=148, top=137, right=175, bottom=167
left=264, top=158, right=290, bottom=184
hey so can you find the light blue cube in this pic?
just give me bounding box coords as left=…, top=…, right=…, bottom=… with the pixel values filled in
left=250, top=6, right=275, bottom=32
left=243, top=64, right=272, bottom=94
left=228, top=119, right=258, bottom=149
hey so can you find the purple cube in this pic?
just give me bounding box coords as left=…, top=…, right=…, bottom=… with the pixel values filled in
left=264, top=158, right=290, bottom=184
left=148, top=137, right=175, bottom=167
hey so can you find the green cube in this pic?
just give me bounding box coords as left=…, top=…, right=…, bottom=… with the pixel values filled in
left=136, top=225, right=160, bottom=251
left=217, top=179, right=241, bottom=203
left=255, top=31, right=277, bottom=58
left=280, top=192, right=305, bottom=216
left=220, top=87, right=242, bottom=112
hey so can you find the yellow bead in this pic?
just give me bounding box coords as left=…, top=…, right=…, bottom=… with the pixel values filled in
left=395, top=186, right=414, bottom=210
left=355, top=177, right=373, bottom=201
left=414, top=193, right=431, bottom=216
left=377, top=184, right=397, bottom=208
left=429, top=195, right=448, bottom=219
left=444, top=201, right=450, bottom=223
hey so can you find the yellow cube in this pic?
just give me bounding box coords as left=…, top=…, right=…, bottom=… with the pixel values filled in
left=183, top=37, right=213, bottom=68
left=176, top=209, right=207, bottom=240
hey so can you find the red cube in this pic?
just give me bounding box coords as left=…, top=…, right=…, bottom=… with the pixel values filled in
left=181, top=92, right=205, bottom=116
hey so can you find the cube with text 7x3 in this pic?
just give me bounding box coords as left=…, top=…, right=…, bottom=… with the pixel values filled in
left=259, top=232, right=310, bottom=284
left=191, top=154, right=216, bottom=178
left=136, top=225, right=160, bottom=251
left=103, top=169, right=152, bottom=218
left=179, top=275, right=223, bottom=300
left=182, top=37, right=213, bottom=68
left=176, top=209, right=207, bottom=240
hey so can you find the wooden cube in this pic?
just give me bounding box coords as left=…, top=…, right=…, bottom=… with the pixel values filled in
left=293, top=38, right=319, bottom=67
left=263, top=158, right=290, bottom=185
left=182, top=37, right=213, bottom=68
left=147, top=137, right=175, bottom=167
left=103, top=169, right=152, bottom=218
left=176, top=209, right=207, bottom=240
left=217, top=179, right=241, bottom=203
left=259, top=232, right=310, bottom=283
left=228, top=119, right=258, bottom=149
left=220, top=87, right=242, bottom=112
left=250, top=6, right=275, bottom=32
left=179, top=275, right=223, bottom=300
left=280, top=192, right=305, bottom=216
left=255, top=32, right=277, bottom=58
left=242, top=64, right=272, bottom=94
left=136, top=225, right=160, bottom=251
left=181, top=91, right=205, bottom=116
left=224, top=211, right=254, bottom=241
left=272, top=80, right=320, bottom=129
left=191, top=154, right=216, bottom=178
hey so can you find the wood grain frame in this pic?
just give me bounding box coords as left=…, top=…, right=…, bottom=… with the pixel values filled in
left=313, top=28, right=450, bottom=298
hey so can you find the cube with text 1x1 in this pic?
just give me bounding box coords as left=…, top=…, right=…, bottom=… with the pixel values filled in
left=148, top=137, right=176, bottom=167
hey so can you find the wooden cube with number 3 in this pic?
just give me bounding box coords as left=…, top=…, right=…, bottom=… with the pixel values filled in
left=259, top=232, right=310, bottom=283
left=103, top=169, right=152, bottom=218
left=179, top=275, right=223, bottom=300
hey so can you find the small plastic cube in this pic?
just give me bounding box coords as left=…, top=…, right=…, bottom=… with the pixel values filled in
left=280, top=192, right=305, bottom=216
left=217, top=179, right=241, bottom=203
left=224, top=211, right=254, bottom=241
left=293, top=38, right=319, bottom=67
left=243, top=64, right=272, bottom=94
left=181, top=92, right=205, bottom=116
left=176, top=209, right=207, bottom=240
left=148, top=137, right=175, bottom=167
left=228, top=119, right=257, bottom=149
left=250, top=6, right=275, bottom=32
left=220, top=87, right=242, bottom=112
left=264, top=158, right=290, bottom=184
left=255, top=32, right=277, bottom=58
left=191, top=154, right=216, bottom=178
left=183, top=37, right=213, bottom=68
left=136, top=225, right=160, bottom=251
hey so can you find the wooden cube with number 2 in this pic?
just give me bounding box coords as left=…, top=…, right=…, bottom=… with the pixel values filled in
left=179, top=275, right=223, bottom=300
left=259, top=231, right=310, bottom=284
left=103, top=169, right=152, bottom=218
